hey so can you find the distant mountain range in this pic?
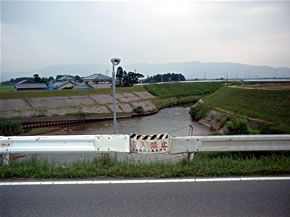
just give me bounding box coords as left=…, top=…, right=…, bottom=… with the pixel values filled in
left=2, top=61, right=290, bottom=81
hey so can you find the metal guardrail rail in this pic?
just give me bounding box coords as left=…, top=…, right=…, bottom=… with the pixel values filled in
left=1, top=134, right=290, bottom=165
left=170, top=135, right=290, bottom=153
left=0, top=135, right=130, bottom=153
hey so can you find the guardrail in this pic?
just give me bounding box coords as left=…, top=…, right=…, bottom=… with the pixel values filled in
left=1, top=134, right=290, bottom=165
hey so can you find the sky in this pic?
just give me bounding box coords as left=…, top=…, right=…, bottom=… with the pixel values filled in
left=1, top=0, right=290, bottom=80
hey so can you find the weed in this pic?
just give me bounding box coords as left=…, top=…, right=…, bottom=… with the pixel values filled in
left=190, top=104, right=210, bottom=121
left=0, top=120, right=22, bottom=136
left=226, top=118, right=249, bottom=135
left=133, top=106, right=144, bottom=113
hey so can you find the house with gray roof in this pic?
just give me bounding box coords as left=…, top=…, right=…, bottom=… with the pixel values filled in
left=83, top=73, right=112, bottom=88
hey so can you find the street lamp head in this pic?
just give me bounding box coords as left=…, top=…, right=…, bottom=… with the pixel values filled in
left=111, top=58, right=121, bottom=66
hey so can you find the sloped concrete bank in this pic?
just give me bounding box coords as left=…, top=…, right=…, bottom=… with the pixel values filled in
left=0, top=91, right=159, bottom=128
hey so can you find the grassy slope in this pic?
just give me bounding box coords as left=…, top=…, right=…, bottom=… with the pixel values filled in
left=144, top=82, right=224, bottom=98
left=203, top=87, right=290, bottom=132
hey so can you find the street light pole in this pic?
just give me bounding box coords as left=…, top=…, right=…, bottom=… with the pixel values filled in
left=111, top=58, right=121, bottom=160
left=112, top=63, right=117, bottom=134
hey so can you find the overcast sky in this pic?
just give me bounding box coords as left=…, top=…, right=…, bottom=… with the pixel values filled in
left=1, top=0, right=290, bottom=79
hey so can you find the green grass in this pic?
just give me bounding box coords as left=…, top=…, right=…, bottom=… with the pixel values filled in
left=201, top=87, right=290, bottom=133
left=0, top=86, right=145, bottom=99
left=144, top=82, right=224, bottom=98
left=0, top=85, right=13, bottom=91
left=1, top=152, right=289, bottom=178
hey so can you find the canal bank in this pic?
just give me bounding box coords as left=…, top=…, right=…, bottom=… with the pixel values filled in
left=1, top=92, right=201, bottom=130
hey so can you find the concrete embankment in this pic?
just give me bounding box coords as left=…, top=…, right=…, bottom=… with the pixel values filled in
left=0, top=91, right=158, bottom=127
left=198, top=108, right=262, bottom=133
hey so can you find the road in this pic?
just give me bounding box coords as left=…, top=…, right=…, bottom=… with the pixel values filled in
left=1, top=179, right=289, bottom=217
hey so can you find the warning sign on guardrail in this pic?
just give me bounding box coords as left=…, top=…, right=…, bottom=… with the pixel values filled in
left=130, top=133, right=169, bottom=154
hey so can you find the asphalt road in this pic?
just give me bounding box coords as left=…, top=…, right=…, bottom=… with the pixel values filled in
left=1, top=180, right=289, bottom=217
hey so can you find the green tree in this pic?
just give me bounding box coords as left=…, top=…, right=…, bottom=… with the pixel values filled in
left=123, top=71, right=144, bottom=87
left=56, top=75, right=62, bottom=80
left=75, top=75, right=83, bottom=83
left=116, top=66, right=124, bottom=86
left=33, top=74, right=41, bottom=83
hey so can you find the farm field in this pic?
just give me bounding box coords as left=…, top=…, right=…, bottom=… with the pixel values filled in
left=244, top=82, right=290, bottom=89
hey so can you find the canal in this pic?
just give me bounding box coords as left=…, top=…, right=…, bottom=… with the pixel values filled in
left=31, top=107, right=211, bottom=162
left=67, top=106, right=210, bottom=136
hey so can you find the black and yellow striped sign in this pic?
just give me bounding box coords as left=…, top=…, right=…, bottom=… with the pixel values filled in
left=130, top=133, right=169, bottom=154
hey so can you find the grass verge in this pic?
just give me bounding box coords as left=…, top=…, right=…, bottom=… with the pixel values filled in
left=0, top=86, right=145, bottom=99
left=1, top=152, right=289, bottom=178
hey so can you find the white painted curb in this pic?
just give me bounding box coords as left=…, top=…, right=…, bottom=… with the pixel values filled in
left=1, top=177, right=290, bottom=186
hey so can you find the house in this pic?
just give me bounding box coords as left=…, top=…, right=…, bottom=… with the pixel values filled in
left=56, top=75, right=75, bottom=82
left=82, top=73, right=112, bottom=88
left=15, top=83, right=47, bottom=91
left=52, top=81, right=75, bottom=90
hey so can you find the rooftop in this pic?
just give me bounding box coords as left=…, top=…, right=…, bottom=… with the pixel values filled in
left=57, top=75, right=75, bottom=81
left=83, top=73, right=112, bottom=81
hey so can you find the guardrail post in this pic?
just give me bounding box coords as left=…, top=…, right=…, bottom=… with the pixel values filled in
left=3, top=153, right=9, bottom=166
left=187, top=152, right=195, bottom=161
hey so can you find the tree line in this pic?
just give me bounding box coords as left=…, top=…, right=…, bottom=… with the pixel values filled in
left=143, top=73, right=185, bottom=83
left=2, top=74, right=82, bottom=85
